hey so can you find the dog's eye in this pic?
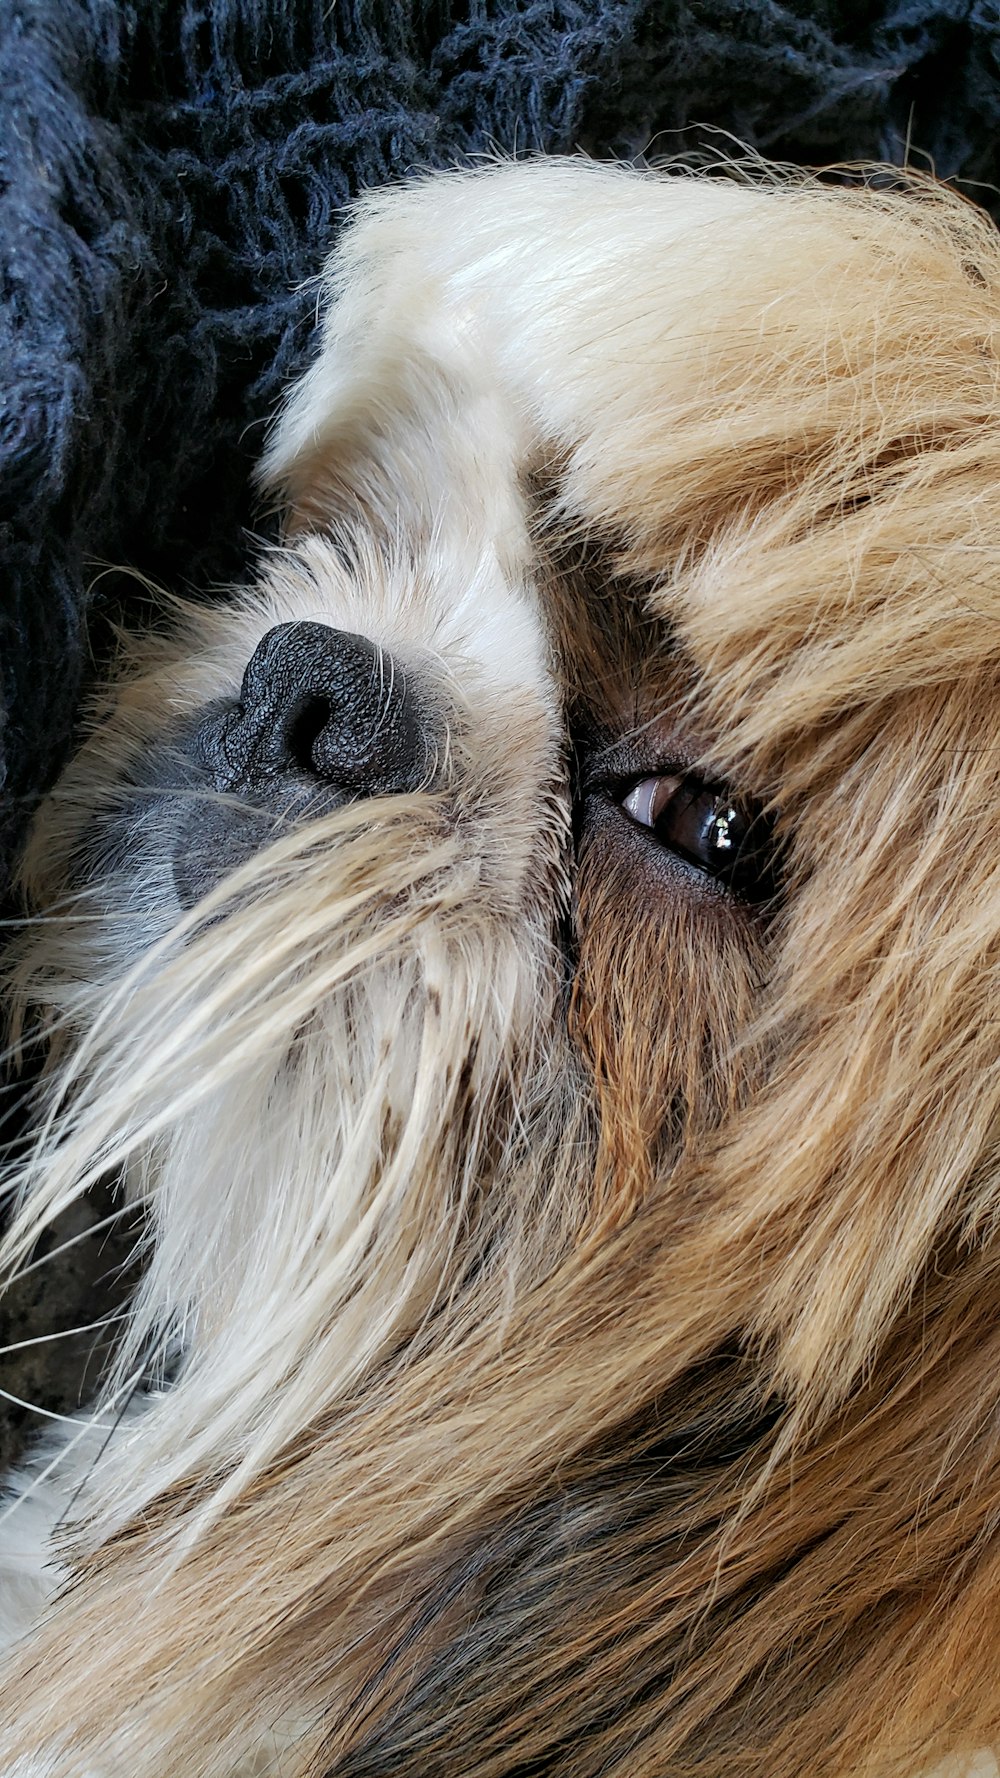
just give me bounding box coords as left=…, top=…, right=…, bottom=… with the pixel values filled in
left=620, top=774, right=775, bottom=903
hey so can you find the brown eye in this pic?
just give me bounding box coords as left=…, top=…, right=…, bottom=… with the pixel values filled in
left=621, top=774, right=776, bottom=904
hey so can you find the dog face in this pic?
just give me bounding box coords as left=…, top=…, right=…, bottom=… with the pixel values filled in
left=5, top=160, right=1000, bottom=1778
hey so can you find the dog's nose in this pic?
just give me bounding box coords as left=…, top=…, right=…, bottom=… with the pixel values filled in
left=213, top=621, right=432, bottom=796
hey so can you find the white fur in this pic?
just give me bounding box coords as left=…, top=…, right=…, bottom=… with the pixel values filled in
left=0, top=156, right=996, bottom=1778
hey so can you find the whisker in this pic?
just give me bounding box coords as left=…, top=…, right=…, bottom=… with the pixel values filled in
left=3, top=1209, right=139, bottom=1284
left=0, top=1387, right=120, bottom=1432
left=0, top=1313, right=127, bottom=1361
left=51, top=1367, right=150, bottom=1536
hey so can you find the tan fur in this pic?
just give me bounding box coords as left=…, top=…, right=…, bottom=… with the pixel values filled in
left=2, top=157, right=1000, bottom=1776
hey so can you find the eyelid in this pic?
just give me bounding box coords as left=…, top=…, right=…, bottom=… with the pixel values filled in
left=578, top=729, right=702, bottom=795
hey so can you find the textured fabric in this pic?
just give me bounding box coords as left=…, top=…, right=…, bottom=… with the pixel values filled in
left=1, top=0, right=999, bottom=885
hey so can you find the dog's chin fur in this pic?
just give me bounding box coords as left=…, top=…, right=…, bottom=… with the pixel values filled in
left=3, top=157, right=1000, bottom=1778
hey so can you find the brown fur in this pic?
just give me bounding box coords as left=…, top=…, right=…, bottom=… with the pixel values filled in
left=3, top=159, right=1000, bottom=1777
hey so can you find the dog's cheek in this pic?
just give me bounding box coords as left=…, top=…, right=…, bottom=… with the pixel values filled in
left=570, top=828, right=766, bottom=1232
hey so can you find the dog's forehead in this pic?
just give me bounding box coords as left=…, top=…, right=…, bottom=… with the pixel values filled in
left=243, top=169, right=1000, bottom=817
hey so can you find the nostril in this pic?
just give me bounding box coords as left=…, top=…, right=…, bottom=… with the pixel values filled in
left=201, top=622, right=437, bottom=801
left=284, top=695, right=334, bottom=775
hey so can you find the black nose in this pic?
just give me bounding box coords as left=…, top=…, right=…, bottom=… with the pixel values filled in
left=208, top=621, right=433, bottom=797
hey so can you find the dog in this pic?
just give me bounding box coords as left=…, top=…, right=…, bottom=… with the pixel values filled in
left=2, top=155, right=1000, bottom=1778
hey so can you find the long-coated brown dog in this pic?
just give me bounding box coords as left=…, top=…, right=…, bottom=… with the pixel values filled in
left=1, top=157, right=999, bottom=1778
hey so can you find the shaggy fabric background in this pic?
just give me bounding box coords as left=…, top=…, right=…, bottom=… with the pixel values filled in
left=2, top=0, right=999, bottom=1456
